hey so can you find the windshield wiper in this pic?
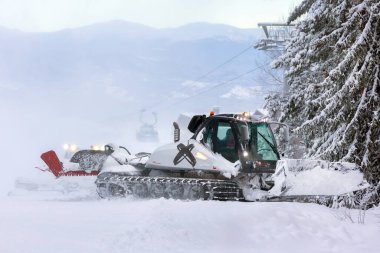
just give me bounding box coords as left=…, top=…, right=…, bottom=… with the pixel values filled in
left=257, top=132, right=280, bottom=157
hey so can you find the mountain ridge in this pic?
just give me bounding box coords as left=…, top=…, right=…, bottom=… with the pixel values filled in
left=0, top=20, right=271, bottom=116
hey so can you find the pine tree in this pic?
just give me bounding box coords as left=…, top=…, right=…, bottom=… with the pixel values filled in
left=267, top=0, right=380, bottom=183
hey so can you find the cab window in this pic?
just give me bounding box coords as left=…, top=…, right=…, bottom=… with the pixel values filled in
left=255, top=123, right=278, bottom=160
left=214, top=121, right=239, bottom=162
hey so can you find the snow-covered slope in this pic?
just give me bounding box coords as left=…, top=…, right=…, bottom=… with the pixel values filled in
left=1, top=195, right=379, bottom=253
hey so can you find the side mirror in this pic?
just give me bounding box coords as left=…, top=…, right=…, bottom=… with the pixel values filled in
left=173, top=122, right=180, bottom=143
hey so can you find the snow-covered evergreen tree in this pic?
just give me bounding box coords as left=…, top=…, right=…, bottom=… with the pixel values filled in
left=267, top=0, right=380, bottom=183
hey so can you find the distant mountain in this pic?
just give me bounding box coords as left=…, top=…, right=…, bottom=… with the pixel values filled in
left=0, top=21, right=277, bottom=117
left=162, top=22, right=260, bottom=42
left=64, top=21, right=260, bottom=42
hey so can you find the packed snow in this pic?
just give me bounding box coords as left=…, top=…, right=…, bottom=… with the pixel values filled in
left=0, top=195, right=378, bottom=253
left=1, top=175, right=379, bottom=253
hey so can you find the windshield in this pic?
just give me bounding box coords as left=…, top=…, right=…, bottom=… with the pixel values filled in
left=237, top=122, right=279, bottom=161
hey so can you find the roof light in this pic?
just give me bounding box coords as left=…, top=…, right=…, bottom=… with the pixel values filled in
left=210, top=111, right=215, bottom=116
left=242, top=112, right=250, bottom=118
left=91, top=145, right=105, bottom=151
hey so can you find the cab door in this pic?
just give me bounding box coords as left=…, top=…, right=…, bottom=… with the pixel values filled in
left=195, top=119, right=239, bottom=163
left=213, top=121, right=239, bottom=162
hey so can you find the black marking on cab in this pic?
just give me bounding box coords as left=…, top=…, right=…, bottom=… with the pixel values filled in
left=173, top=143, right=197, bottom=167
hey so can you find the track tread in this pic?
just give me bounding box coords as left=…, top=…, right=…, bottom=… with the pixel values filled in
left=96, top=173, right=377, bottom=209
left=96, top=174, right=244, bottom=201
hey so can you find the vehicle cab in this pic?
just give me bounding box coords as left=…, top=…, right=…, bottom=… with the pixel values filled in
left=189, top=113, right=280, bottom=173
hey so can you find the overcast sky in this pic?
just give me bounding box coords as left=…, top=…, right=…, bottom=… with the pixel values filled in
left=0, top=0, right=302, bottom=32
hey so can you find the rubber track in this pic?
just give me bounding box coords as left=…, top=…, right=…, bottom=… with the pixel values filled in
left=96, top=174, right=376, bottom=209
left=95, top=174, right=244, bottom=201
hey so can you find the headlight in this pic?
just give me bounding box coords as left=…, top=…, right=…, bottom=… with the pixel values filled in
left=70, top=144, right=78, bottom=152
left=195, top=152, right=208, bottom=160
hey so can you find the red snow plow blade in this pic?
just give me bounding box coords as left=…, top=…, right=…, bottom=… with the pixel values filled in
left=41, top=150, right=100, bottom=178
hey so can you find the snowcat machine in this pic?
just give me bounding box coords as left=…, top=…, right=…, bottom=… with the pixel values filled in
left=37, top=112, right=374, bottom=207
left=90, top=112, right=371, bottom=207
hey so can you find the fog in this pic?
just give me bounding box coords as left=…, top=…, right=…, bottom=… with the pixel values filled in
left=0, top=21, right=281, bottom=195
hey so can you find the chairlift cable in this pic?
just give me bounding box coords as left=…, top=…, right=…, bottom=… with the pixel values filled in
left=143, top=44, right=254, bottom=111
left=156, top=62, right=270, bottom=111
